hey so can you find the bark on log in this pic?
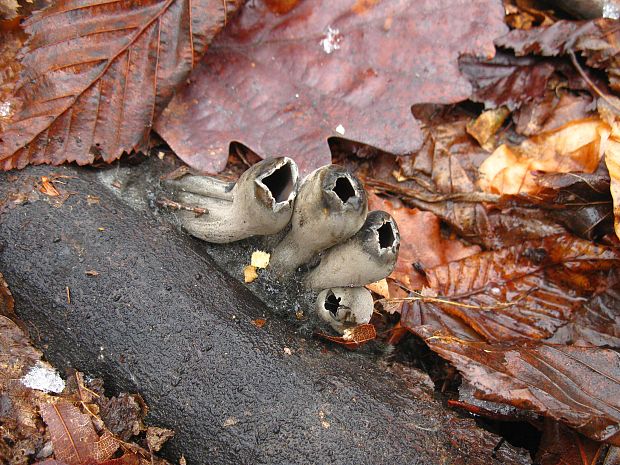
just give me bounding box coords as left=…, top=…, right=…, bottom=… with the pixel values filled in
left=0, top=164, right=531, bottom=465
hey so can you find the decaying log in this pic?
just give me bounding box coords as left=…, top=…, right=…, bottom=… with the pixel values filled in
left=0, top=164, right=531, bottom=465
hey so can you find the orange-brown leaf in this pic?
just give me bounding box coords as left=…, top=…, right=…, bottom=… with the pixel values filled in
left=478, top=118, right=608, bottom=195
left=0, top=0, right=241, bottom=170
left=316, top=324, right=376, bottom=349
left=368, top=193, right=480, bottom=289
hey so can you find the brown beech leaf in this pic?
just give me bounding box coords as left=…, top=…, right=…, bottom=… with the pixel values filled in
left=33, top=460, right=69, bottom=465
left=514, top=92, right=596, bottom=137
left=531, top=165, right=614, bottom=240
left=398, top=298, right=483, bottom=342
left=548, top=271, right=620, bottom=349
left=423, top=234, right=620, bottom=342
left=98, top=454, right=141, bottom=465
left=155, top=0, right=508, bottom=175
left=417, top=327, right=620, bottom=445
left=478, top=117, right=608, bottom=195
left=0, top=18, right=26, bottom=134
left=0, top=315, right=51, bottom=464
left=368, top=193, right=480, bottom=290
left=0, top=0, right=241, bottom=171
left=496, top=19, right=620, bottom=92
left=39, top=401, right=118, bottom=465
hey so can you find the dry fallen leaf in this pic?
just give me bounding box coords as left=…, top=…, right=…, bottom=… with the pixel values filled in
left=156, top=0, right=507, bottom=174
left=478, top=118, right=608, bottom=195
left=146, top=426, right=174, bottom=453
left=243, top=265, right=258, bottom=283
left=316, top=323, right=377, bottom=349
left=600, top=101, right=620, bottom=241
left=39, top=400, right=119, bottom=465
left=0, top=0, right=242, bottom=170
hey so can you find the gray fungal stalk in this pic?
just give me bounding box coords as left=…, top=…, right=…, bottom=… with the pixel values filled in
left=164, top=157, right=299, bottom=243
left=269, top=164, right=368, bottom=276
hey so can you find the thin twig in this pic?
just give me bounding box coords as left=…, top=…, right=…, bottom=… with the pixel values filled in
left=378, top=289, right=531, bottom=311
left=157, top=197, right=208, bottom=216
left=363, top=177, right=501, bottom=204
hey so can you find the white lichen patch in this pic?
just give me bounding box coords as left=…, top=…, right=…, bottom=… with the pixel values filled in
left=21, top=361, right=65, bottom=393
left=320, top=26, right=342, bottom=54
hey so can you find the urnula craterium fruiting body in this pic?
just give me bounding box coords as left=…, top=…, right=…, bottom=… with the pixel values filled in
left=165, top=157, right=299, bottom=243
left=163, top=159, right=399, bottom=336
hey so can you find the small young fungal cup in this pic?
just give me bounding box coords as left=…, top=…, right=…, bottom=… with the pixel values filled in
left=315, top=287, right=374, bottom=334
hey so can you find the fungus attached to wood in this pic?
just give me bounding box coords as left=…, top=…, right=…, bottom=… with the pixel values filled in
left=164, top=157, right=299, bottom=243
left=315, top=287, right=374, bottom=334
left=269, top=165, right=368, bottom=275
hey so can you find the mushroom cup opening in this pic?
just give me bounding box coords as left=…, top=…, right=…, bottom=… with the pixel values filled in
left=324, top=290, right=341, bottom=317
left=332, top=176, right=356, bottom=204
left=258, top=159, right=298, bottom=207
left=377, top=220, right=397, bottom=250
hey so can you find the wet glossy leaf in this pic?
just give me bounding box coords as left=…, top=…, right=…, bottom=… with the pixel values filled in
left=0, top=0, right=241, bottom=170
left=418, top=327, right=620, bottom=445
left=514, top=92, right=596, bottom=137
left=548, top=272, right=620, bottom=349
left=478, top=118, right=607, bottom=195
left=0, top=18, right=25, bottom=133
left=399, top=298, right=483, bottom=342
left=424, top=234, right=620, bottom=342
left=40, top=401, right=118, bottom=465
left=531, top=164, right=614, bottom=240
left=0, top=274, right=52, bottom=465
left=155, top=0, right=508, bottom=174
